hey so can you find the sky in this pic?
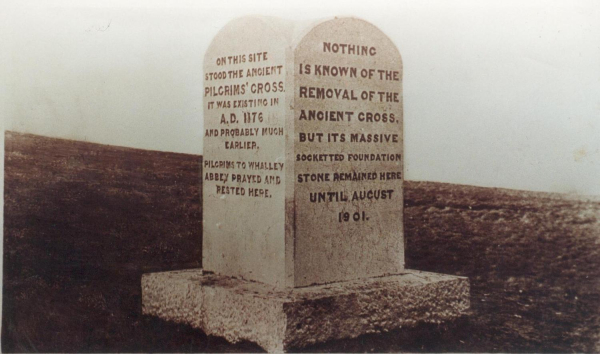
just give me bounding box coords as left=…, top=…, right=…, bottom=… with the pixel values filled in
left=1, top=0, right=599, bottom=195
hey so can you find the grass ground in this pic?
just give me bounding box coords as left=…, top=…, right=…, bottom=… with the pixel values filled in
left=403, top=182, right=600, bottom=352
left=3, top=131, right=599, bottom=352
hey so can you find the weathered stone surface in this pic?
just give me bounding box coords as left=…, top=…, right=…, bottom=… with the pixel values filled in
left=142, top=269, right=470, bottom=352
left=293, top=18, right=404, bottom=287
left=202, top=16, right=404, bottom=287
left=202, top=16, right=291, bottom=287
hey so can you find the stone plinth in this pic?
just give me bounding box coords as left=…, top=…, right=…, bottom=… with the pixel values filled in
left=142, top=269, right=470, bottom=352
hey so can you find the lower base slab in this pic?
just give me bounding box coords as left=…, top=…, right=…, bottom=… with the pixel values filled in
left=142, top=269, right=470, bottom=352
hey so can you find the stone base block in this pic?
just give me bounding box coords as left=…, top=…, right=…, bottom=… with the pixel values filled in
left=142, top=269, right=470, bottom=352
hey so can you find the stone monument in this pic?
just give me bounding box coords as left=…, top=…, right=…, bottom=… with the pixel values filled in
left=142, top=16, right=469, bottom=352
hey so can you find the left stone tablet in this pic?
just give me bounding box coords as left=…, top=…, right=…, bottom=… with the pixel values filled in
left=202, top=16, right=292, bottom=287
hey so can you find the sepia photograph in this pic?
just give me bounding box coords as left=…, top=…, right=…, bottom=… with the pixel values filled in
left=1, top=0, right=599, bottom=352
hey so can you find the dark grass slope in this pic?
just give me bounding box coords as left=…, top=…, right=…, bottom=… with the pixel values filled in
left=3, top=131, right=600, bottom=352
left=2, top=132, right=214, bottom=352
left=404, top=182, right=600, bottom=353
